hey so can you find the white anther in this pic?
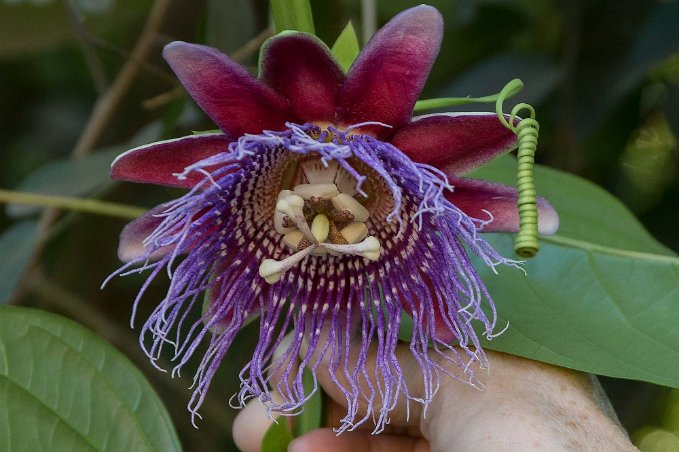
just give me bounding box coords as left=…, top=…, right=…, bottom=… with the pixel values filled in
left=311, top=214, right=330, bottom=242
left=331, top=193, right=369, bottom=222
left=282, top=230, right=304, bottom=250
left=258, top=246, right=317, bottom=284
left=322, top=236, right=381, bottom=261
left=274, top=190, right=296, bottom=234
left=340, top=222, right=369, bottom=244
left=293, top=183, right=339, bottom=200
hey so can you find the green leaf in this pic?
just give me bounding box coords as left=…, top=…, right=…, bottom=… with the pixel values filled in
left=271, top=0, right=315, bottom=35
left=7, top=148, right=121, bottom=217
left=7, top=147, right=125, bottom=218
left=398, top=310, right=414, bottom=342
left=293, top=368, right=322, bottom=436
left=8, top=122, right=161, bottom=218
left=469, top=155, right=673, bottom=256
left=331, top=21, right=360, bottom=73
left=0, top=306, right=182, bottom=451
left=0, top=221, right=38, bottom=304
left=475, top=234, right=679, bottom=388
left=261, top=417, right=294, bottom=452
left=464, top=157, right=679, bottom=387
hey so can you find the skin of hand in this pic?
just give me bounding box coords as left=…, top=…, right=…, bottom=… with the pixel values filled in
left=232, top=343, right=639, bottom=452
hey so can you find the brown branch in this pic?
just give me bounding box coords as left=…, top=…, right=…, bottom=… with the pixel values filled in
left=229, top=26, right=274, bottom=63
left=72, top=0, right=174, bottom=158
left=85, top=32, right=176, bottom=84
left=66, top=0, right=109, bottom=94
left=141, top=85, right=184, bottom=110
left=7, top=0, right=174, bottom=306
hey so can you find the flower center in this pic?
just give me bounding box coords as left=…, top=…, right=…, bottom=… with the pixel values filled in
left=258, top=182, right=382, bottom=284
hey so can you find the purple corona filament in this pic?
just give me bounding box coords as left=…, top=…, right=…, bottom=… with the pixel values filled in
left=108, top=5, right=559, bottom=432
left=109, top=123, right=521, bottom=432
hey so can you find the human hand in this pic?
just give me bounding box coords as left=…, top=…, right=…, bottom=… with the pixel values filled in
left=233, top=344, right=638, bottom=451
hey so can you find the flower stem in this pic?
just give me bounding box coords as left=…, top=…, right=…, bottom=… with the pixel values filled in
left=414, top=79, right=527, bottom=113
left=271, top=0, right=315, bottom=34
left=0, top=189, right=145, bottom=220
left=413, top=94, right=503, bottom=112
left=361, top=0, right=377, bottom=44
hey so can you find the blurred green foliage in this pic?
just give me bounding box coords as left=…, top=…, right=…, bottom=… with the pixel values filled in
left=0, top=0, right=677, bottom=450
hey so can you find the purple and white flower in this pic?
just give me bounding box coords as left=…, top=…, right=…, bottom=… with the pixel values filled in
left=109, top=5, right=559, bottom=431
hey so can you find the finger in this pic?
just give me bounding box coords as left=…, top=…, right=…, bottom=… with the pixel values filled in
left=300, top=328, right=475, bottom=429
left=322, top=383, right=423, bottom=437
left=288, top=428, right=429, bottom=452
left=232, top=392, right=288, bottom=452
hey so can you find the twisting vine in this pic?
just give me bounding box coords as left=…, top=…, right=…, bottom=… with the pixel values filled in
left=496, top=79, right=540, bottom=258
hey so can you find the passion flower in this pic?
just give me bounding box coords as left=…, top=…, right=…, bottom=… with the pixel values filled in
left=109, top=5, right=558, bottom=431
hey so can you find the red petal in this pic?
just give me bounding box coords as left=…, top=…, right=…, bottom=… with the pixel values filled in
left=390, top=113, right=517, bottom=174
left=118, top=205, right=174, bottom=262
left=163, top=41, right=295, bottom=136
left=446, top=177, right=559, bottom=234
left=336, top=5, right=443, bottom=137
left=111, top=133, right=232, bottom=188
left=260, top=32, right=344, bottom=123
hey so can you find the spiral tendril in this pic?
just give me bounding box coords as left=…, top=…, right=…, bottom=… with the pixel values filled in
left=496, top=79, right=540, bottom=258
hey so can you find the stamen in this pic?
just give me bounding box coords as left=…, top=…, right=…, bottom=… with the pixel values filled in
left=260, top=138, right=391, bottom=283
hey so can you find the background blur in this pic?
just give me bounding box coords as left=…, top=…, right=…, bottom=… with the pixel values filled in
left=1, top=0, right=678, bottom=450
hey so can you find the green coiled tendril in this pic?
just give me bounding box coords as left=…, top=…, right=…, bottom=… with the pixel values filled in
left=495, top=79, right=540, bottom=258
